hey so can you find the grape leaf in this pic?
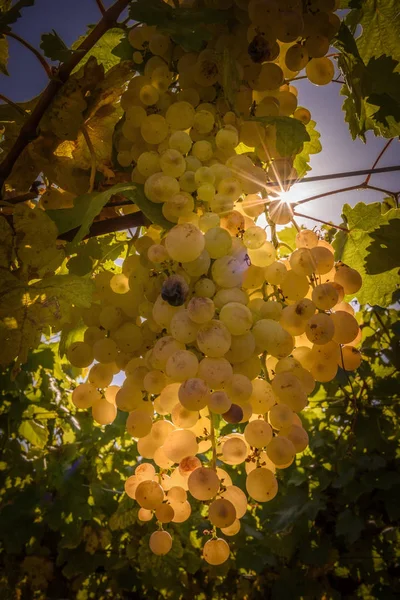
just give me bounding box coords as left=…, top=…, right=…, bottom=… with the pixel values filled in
left=335, top=22, right=400, bottom=139
left=0, top=36, right=8, bottom=74
left=293, top=119, right=321, bottom=179
left=40, top=29, right=76, bottom=63
left=336, top=509, right=363, bottom=544
left=350, top=0, right=400, bottom=65
left=71, top=27, right=127, bottom=73
left=129, top=0, right=227, bottom=51
left=19, top=419, right=48, bottom=448
left=277, top=226, right=297, bottom=255
left=251, top=116, right=310, bottom=157
left=46, top=183, right=138, bottom=244
left=0, top=0, right=33, bottom=33
left=13, top=204, right=64, bottom=279
left=31, top=274, right=94, bottom=310
left=120, top=185, right=173, bottom=230
left=333, top=202, right=400, bottom=307
left=365, top=220, right=400, bottom=274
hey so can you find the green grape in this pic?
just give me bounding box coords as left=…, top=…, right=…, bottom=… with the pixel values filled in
left=126, top=409, right=153, bottom=438
left=187, top=297, right=215, bottom=324
left=219, top=302, right=253, bottom=336
left=198, top=357, right=233, bottom=389
left=194, top=278, right=216, bottom=298
left=331, top=311, right=359, bottom=344
left=204, top=227, right=232, bottom=258
left=306, top=313, right=335, bottom=345
left=208, top=390, right=232, bottom=414
left=169, top=130, right=192, bottom=154
left=166, top=101, right=195, bottom=130
left=188, top=467, right=220, bottom=500
left=278, top=424, right=309, bottom=453
left=178, top=378, right=210, bottom=411
left=165, top=223, right=205, bottom=262
left=305, top=35, right=330, bottom=59
left=211, top=256, right=245, bottom=288
left=334, top=262, right=362, bottom=294
left=93, top=338, right=118, bottom=364
left=67, top=342, right=93, bottom=368
left=92, top=397, right=117, bottom=425
left=193, top=110, right=215, bottom=133
left=135, top=480, right=164, bottom=509
left=141, top=114, right=169, bottom=144
left=306, top=57, right=334, bottom=85
left=243, top=226, right=266, bottom=250
left=165, top=350, right=199, bottom=381
left=266, top=436, right=296, bottom=466
left=159, top=149, right=186, bottom=178
left=246, top=467, right=278, bottom=502
left=163, top=429, right=199, bottom=464
left=72, top=383, right=101, bottom=409
left=88, top=363, right=114, bottom=388
left=285, top=44, right=309, bottom=71
left=208, top=498, right=236, bottom=528
left=197, top=320, right=232, bottom=358
left=244, top=419, right=273, bottom=448
left=338, top=346, right=362, bottom=371
left=203, top=538, right=230, bottom=565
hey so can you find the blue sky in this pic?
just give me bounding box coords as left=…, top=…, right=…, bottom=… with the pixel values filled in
left=1, top=0, right=399, bottom=228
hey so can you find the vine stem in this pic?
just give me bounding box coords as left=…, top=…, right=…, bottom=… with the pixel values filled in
left=4, top=31, right=52, bottom=77
left=95, top=0, right=106, bottom=15
left=208, top=409, right=217, bottom=471
left=58, top=211, right=146, bottom=241
left=0, top=93, right=29, bottom=117
left=292, top=211, right=349, bottom=232
left=81, top=124, right=96, bottom=193
left=365, top=139, right=393, bottom=185
left=0, top=0, right=131, bottom=191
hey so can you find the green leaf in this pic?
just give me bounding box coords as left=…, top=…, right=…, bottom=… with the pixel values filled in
left=251, top=116, right=310, bottom=157
left=334, top=22, right=400, bottom=139
left=0, top=36, right=8, bottom=74
left=336, top=509, right=364, bottom=544
left=293, top=119, right=321, bottom=179
left=46, top=183, right=138, bottom=244
left=129, top=0, right=227, bottom=51
left=277, top=226, right=297, bottom=255
left=350, top=0, right=400, bottom=66
left=120, top=185, right=173, bottom=230
left=333, top=203, right=400, bottom=306
left=0, top=0, right=34, bottom=33
left=19, top=419, right=48, bottom=448
left=31, top=274, right=94, bottom=309
left=40, top=29, right=76, bottom=63
left=71, top=27, right=129, bottom=72
left=365, top=219, right=400, bottom=273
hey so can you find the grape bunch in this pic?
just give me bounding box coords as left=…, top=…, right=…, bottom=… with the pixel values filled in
left=68, top=218, right=362, bottom=564
left=114, top=0, right=341, bottom=218
left=63, top=0, right=360, bottom=565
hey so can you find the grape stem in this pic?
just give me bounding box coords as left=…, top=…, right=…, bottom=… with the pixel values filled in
left=0, top=93, right=29, bottom=117
left=81, top=124, right=97, bottom=193
left=95, top=0, right=106, bottom=15
left=4, top=31, right=52, bottom=78
left=208, top=408, right=217, bottom=471
left=365, top=139, right=393, bottom=185
left=292, top=211, right=349, bottom=232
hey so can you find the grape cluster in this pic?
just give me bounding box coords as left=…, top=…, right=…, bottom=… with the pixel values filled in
left=68, top=219, right=362, bottom=563
left=114, top=0, right=341, bottom=219
left=65, top=0, right=357, bottom=565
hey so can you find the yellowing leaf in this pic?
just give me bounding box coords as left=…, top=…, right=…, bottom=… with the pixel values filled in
left=13, top=204, right=64, bottom=279
left=19, top=418, right=48, bottom=448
